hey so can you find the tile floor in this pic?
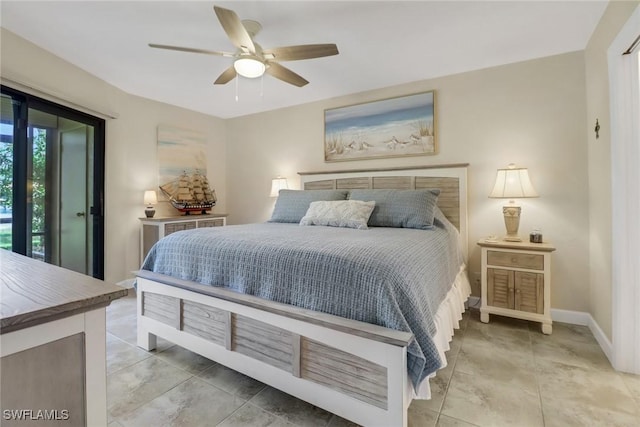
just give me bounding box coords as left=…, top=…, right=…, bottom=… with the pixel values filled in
left=106, top=291, right=640, bottom=426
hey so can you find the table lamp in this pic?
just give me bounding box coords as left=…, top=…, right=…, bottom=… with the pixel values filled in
left=144, top=190, right=158, bottom=218
left=489, top=164, right=538, bottom=241
left=270, top=177, right=288, bottom=197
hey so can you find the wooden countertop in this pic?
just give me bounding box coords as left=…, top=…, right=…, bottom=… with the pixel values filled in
left=0, top=250, right=128, bottom=334
left=477, top=239, right=556, bottom=252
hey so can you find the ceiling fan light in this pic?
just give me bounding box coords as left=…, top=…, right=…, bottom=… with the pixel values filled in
left=234, top=57, right=266, bottom=78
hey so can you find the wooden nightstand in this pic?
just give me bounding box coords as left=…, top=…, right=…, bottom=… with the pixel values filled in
left=139, top=214, right=228, bottom=262
left=477, top=239, right=556, bottom=334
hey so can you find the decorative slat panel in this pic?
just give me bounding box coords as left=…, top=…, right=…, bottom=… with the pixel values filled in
left=415, top=176, right=460, bottom=229
left=336, top=177, right=370, bottom=189
left=300, top=338, right=388, bottom=409
left=304, top=180, right=335, bottom=190
left=142, top=292, right=180, bottom=328
left=292, top=334, right=301, bottom=378
left=232, top=314, right=293, bottom=372
left=302, top=174, right=462, bottom=230
left=182, top=300, right=228, bottom=346
left=372, top=176, right=412, bottom=190
left=515, top=272, right=544, bottom=314
left=164, top=222, right=196, bottom=236
left=487, top=269, right=513, bottom=309
left=198, top=219, right=225, bottom=228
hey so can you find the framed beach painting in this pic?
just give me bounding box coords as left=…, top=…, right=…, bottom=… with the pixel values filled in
left=157, top=125, right=207, bottom=199
left=324, top=91, right=436, bottom=162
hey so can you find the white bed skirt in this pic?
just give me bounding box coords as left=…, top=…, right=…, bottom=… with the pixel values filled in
left=414, top=265, right=471, bottom=399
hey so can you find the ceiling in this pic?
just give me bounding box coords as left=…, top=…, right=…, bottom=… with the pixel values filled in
left=0, top=1, right=607, bottom=119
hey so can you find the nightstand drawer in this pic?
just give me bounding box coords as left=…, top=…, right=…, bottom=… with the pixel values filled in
left=487, top=250, right=544, bottom=270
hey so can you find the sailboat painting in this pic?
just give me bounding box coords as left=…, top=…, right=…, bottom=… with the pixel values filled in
left=157, top=126, right=216, bottom=214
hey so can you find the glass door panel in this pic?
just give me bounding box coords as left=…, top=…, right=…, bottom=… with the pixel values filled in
left=0, top=94, right=15, bottom=252
left=0, top=86, right=104, bottom=278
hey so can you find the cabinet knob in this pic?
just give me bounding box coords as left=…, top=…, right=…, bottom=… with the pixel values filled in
left=511, top=257, right=518, bottom=263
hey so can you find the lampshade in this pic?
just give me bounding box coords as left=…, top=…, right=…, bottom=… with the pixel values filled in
left=488, top=164, right=538, bottom=242
left=234, top=56, right=266, bottom=78
left=489, top=164, right=538, bottom=199
left=143, top=190, right=158, bottom=205
left=270, top=177, right=288, bottom=197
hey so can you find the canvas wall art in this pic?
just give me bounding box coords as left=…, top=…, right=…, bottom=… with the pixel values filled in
left=324, top=91, right=436, bottom=162
left=157, top=125, right=207, bottom=196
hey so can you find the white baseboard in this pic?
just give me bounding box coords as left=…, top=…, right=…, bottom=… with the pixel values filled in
left=587, top=315, right=613, bottom=363
left=466, top=296, right=481, bottom=310
left=549, top=308, right=612, bottom=361
left=116, top=278, right=136, bottom=289
left=550, top=308, right=590, bottom=326
left=465, top=300, right=613, bottom=364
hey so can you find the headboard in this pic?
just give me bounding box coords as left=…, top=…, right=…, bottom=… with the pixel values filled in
left=298, top=164, right=469, bottom=260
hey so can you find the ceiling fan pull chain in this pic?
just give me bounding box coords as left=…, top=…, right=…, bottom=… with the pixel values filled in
left=235, top=76, right=239, bottom=102
left=261, top=74, right=264, bottom=98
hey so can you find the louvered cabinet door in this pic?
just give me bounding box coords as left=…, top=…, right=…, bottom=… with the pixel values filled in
left=487, top=268, right=514, bottom=309
left=514, top=271, right=544, bottom=314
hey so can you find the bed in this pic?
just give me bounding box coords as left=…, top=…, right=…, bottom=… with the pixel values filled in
left=136, top=164, right=470, bottom=427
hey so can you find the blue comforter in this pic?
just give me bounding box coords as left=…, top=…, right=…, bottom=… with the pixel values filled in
left=141, top=209, right=463, bottom=388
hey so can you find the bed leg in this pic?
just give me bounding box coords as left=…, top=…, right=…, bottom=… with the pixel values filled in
left=137, top=329, right=157, bottom=351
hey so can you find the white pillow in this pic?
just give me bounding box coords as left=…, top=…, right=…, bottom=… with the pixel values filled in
left=300, top=200, right=376, bottom=230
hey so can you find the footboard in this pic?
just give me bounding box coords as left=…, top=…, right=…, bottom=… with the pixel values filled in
left=136, top=271, right=414, bottom=427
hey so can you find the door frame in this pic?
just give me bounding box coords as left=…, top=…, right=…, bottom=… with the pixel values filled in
left=0, top=85, right=105, bottom=279
left=609, top=5, right=640, bottom=374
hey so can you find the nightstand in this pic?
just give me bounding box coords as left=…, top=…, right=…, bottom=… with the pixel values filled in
left=139, top=214, right=228, bottom=262
left=477, top=239, right=556, bottom=334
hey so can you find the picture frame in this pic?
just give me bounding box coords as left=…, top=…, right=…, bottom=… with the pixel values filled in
left=324, top=91, right=436, bottom=162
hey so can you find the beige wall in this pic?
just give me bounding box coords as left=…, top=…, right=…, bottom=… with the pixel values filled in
left=584, top=0, right=639, bottom=340
left=2, top=16, right=618, bottom=318
left=0, top=29, right=227, bottom=285
left=227, top=52, right=592, bottom=312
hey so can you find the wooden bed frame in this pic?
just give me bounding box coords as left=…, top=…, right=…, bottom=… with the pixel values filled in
left=136, top=164, right=469, bottom=426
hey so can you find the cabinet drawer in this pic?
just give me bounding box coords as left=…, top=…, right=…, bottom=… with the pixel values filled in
left=164, top=222, right=197, bottom=235
left=487, top=251, right=544, bottom=270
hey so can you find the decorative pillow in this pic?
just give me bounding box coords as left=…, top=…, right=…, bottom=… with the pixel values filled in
left=269, top=190, right=349, bottom=223
left=348, top=189, right=441, bottom=230
left=300, top=200, right=376, bottom=230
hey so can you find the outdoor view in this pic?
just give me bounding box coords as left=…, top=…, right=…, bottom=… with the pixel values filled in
left=0, top=125, right=47, bottom=259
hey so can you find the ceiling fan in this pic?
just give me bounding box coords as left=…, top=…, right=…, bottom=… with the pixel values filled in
left=149, top=5, right=339, bottom=87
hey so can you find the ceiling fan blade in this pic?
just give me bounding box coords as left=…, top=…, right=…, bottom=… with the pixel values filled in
left=149, top=43, right=234, bottom=57
left=266, top=62, right=309, bottom=87
left=263, top=44, right=339, bottom=61
left=213, top=6, right=256, bottom=53
left=214, top=66, right=237, bottom=85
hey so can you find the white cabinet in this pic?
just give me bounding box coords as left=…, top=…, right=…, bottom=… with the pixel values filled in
left=139, top=214, right=228, bottom=262
left=478, top=239, right=556, bottom=334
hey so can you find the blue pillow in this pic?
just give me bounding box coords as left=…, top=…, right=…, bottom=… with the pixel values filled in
left=348, top=189, right=441, bottom=229
left=269, top=190, right=349, bottom=223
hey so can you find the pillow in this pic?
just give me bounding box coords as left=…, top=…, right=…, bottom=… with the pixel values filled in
left=269, top=190, right=349, bottom=223
left=348, top=189, right=441, bottom=230
left=300, top=200, right=376, bottom=230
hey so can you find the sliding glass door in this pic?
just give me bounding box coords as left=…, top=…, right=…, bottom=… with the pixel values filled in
left=0, top=87, right=105, bottom=279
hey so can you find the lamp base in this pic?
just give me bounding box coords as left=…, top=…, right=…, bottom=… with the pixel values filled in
left=502, top=204, right=522, bottom=242
left=145, top=207, right=156, bottom=218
